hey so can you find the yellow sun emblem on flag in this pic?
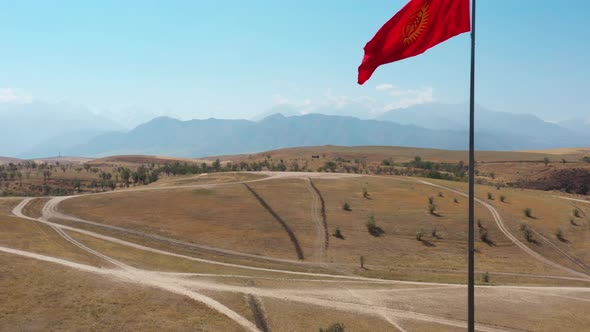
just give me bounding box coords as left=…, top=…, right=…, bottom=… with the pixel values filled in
left=402, top=3, right=430, bottom=45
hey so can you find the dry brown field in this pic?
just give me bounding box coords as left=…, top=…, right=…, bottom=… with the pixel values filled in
left=2, top=168, right=590, bottom=331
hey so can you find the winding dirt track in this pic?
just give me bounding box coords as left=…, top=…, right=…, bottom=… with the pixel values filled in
left=4, top=172, right=590, bottom=331
left=1, top=246, right=524, bottom=332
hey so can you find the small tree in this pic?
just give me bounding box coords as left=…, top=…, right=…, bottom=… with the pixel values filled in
left=428, top=196, right=434, bottom=204
left=555, top=228, right=566, bottom=242
left=573, top=208, right=581, bottom=218
left=520, top=224, right=535, bottom=243
left=416, top=229, right=424, bottom=241
left=543, top=157, right=550, bottom=166
left=523, top=208, right=534, bottom=218
left=499, top=195, right=506, bottom=203
left=487, top=192, right=494, bottom=200
left=482, top=272, right=490, bottom=283
left=479, top=228, right=493, bottom=246
left=428, top=203, right=437, bottom=215
left=333, top=227, right=344, bottom=239
left=366, top=215, right=384, bottom=236
left=212, top=159, right=221, bottom=171
left=342, top=202, right=351, bottom=211
left=362, top=187, right=369, bottom=199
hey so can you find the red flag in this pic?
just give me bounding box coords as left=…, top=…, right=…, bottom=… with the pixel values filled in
left=358, top=0, right=470, bottom=85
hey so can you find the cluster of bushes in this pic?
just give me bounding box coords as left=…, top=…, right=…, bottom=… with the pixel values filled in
left=29, top=184, right=73, bottom=196
left=406, top=156, right=468, bottom=179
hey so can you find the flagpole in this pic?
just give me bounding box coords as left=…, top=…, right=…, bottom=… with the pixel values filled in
left=468, top=0, right=476, bottom=331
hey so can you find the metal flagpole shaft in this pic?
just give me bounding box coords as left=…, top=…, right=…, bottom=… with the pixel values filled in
left=468, top=0, right=476, bottom=331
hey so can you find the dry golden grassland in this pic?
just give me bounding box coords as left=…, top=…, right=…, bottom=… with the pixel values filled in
left=246, top=178, right=322, bottom=259
left=313, top=176, right=573, bottom=279
left=0, top=255, right=242, bottom=332
left=60, top=185, right=306, bottom=260
left=0, top=214, right=105, bottom=267
left=261, top=297, right=397, bottom=332
left=0, top=198, right=20, bottom=214
left=3, top=171, right=590, bottom=332
left=426, top=179, right=590, bottom=275
left=57, top=173, right=588, bottom=284
left=66, top=230, right=333, bottom=279
left=376, top=285, right=590, bottom=332
left=21, top=197, right=50, bottom=219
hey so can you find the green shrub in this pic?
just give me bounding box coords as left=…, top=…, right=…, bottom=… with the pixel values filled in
left=342, top=202, right=351, bottom=211
left=482, top=272, right=490, bottom=283
left=479, top=228, right=493, bottom=246
left=573, top=208, right=581, bottom=218
left=428, top=196, right=434, bottom=204
left=555, top=228, right=566, bottom=242
left=487, top=192, right=494, bottom=200
left=477, top=219, right=485, bottom=229
left=454, top=197, right=459, bottom=203
left=333, top=227, right=344, bottom=239
left=366, top=215, right=384, bottom=237
left=499, top=195, right=506, bottom=203
left=523, top=208, right=534, bottom=218
left=416, top=229, right=424, bottom=241
left=520, top=224, right=535, bottom=243
left=428, top=203, right=437, bottom=215
left=362, top=187, right=369, bottom=198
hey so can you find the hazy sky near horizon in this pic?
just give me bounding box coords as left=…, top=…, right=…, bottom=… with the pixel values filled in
left=1, top=0, right=589, bottom=125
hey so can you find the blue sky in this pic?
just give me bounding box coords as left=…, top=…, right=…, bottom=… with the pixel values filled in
left=1, top=0, right=589, bottom=125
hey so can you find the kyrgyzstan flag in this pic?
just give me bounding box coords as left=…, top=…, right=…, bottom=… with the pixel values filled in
left=358, top=0, right=471, bottom=85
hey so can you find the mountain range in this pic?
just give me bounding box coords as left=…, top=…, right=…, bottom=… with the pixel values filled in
left=1, top=102, right=589, bottom=158
left=0, top=102, right=122, bottom=158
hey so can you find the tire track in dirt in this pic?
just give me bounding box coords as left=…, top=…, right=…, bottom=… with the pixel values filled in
left=308, top=178, right=329, bottom=250
left=530, top=228, right=590, bottom=274
left=305, top=179, right=327, bottom=262
left=11, top=198, right=129, bottom=269
left=243, top=184, right=305, bottom=260
left=246, top=294, right=272, bottom=332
